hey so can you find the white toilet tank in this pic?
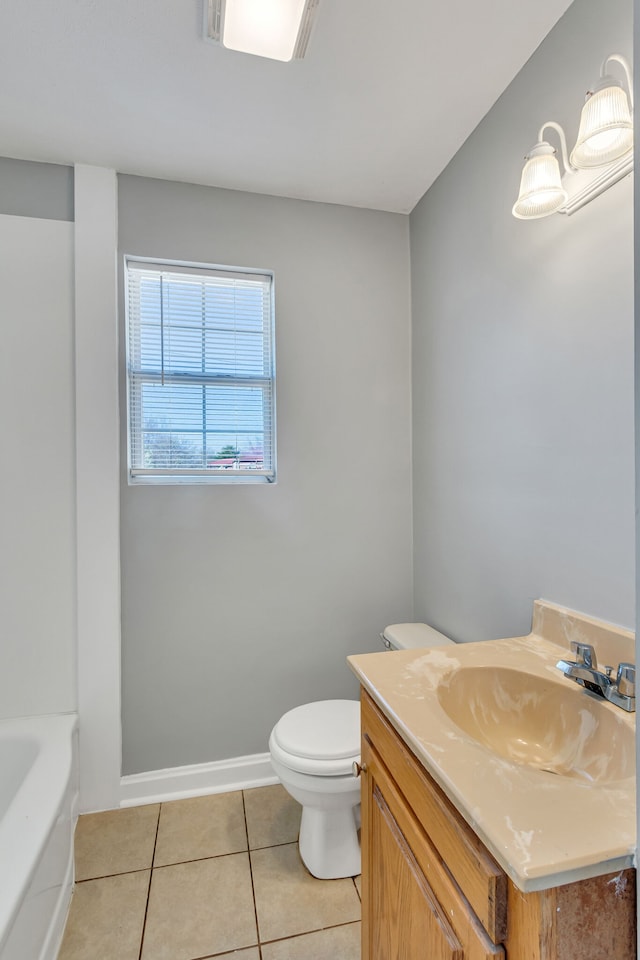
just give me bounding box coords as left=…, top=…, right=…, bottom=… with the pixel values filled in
left=381, top=622, right=454, bottom=650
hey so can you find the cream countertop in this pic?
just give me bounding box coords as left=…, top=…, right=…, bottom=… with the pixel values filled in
left=348, top=600, right=636, bottom=893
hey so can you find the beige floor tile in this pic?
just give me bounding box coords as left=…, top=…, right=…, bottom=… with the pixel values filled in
left=57, top=871, right=150, bottom=960
left=154, top=791, right=247, bottom=866
left=74, top=805, right=160, bottom=880
left=261, top=922, right=361, bottom=960
left=141, top=854, right=257, bottom=960
left=354, top=874, right=361, bottom=897
left=244, top=784, right=301, bottom=850
left=251, top=843, right=361, bottom=942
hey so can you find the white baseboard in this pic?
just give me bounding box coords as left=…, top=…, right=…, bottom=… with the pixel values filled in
left=120, top=752, right=279, bottom=807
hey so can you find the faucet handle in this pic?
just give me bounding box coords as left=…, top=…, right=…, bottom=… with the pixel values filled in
left=571, top=642, right=598, bottom=670
left=616, top=663, right=636, bottom=698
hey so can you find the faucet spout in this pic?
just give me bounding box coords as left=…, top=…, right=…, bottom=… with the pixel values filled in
left=555, top=659, right=612, bottom=697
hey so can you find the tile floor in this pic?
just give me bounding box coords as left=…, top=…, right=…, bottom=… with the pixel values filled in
left=58, top=784, right=361, bottom=960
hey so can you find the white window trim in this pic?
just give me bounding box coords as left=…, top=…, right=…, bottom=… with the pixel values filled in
left=124, top=255, right=277, bottom=485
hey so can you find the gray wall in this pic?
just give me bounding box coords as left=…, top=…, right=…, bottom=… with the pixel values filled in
left=0, top=157, right=73, bottom=220
left=118, top=176, right=413, bottom=774
left=410, top=0, right=634, bottom=642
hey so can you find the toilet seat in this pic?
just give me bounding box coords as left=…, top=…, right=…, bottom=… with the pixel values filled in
left=270, top=700, right=360, bottom=776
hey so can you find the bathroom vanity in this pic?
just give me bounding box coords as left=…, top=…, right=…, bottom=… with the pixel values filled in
left=348, top=601, right=637, bottom=960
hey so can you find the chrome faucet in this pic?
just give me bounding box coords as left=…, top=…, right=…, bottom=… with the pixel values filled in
left=556, top=641, right=636, bottom=712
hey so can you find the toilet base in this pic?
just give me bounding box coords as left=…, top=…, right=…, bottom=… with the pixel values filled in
left=298, top=803, right=361, bottom=880
left=268, top=706, right=362, bottom=881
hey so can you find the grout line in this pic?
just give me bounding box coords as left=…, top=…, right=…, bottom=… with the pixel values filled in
left=79, top=838, right=300, bottom=881
left=184, top=946, right=261, bottom=960
left=259, top=918, right=361, bottom=947
left=242, top=790, right=263, bottom=960
left=240, top=789, right=250, bottom=852
left=352, top=875, right=362, bottom=901
left=75, top=866, right=152, bottom=883
left=136, top=802, right=162, bottom=960
left=151, top=848, right=250, bottom=870
left=249, top=838, right=301, bottom=853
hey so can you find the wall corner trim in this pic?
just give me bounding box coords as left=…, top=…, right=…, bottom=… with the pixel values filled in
left=120, top=753, right=279, bottom=808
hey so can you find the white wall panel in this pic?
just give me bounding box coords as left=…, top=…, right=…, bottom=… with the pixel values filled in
left=74, top=165, right=121, bottom=811
left=0, top=214, right=76, bottom=718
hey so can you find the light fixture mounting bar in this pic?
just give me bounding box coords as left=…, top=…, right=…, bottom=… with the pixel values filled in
left=558, top=152, right=633, bottom=215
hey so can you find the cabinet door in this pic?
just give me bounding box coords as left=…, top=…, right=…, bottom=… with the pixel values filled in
left=362, top=737, right=463, bottom=960
left=361, top=690, right=507, bottom=943
left=361, top=734, right=505, bottom=960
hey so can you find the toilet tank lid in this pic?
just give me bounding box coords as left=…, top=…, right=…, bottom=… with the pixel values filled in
left=383, top=622, right=454, bottom=650
left=272, top=700, right=360, bottom=761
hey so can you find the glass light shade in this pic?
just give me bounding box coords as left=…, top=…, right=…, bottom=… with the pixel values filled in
left=570, top=83, right=633, bottom=168
left=512, top=151, right=568, bottom=220
left=222, top=0, right=309, bottom=61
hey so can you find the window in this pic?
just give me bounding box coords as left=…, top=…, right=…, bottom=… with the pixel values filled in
left=125, top=258, right=276, bottom=483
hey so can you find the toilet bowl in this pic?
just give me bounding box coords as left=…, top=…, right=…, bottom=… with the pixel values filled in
left=269, top=623, right=455, bottom=880
left=269, top=699, right=361, bottom=880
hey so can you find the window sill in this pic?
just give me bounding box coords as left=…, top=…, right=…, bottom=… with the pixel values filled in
left=128, top=472, right=275, bottom=486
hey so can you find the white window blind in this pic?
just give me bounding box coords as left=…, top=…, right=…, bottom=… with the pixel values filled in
left=125, top=258, right=276, bottom=483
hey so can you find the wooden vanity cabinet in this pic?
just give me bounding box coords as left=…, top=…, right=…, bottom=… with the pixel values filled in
left=360, top=689, right=636, bottom=960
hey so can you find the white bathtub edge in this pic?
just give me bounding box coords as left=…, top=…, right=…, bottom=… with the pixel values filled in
left=0, top=714, right=78, bottom=960
left=38, top=830, right=75, bottom=960
left=120, top=752, right=279, bottom=807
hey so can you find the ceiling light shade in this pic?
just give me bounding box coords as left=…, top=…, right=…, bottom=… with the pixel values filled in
left=206, top=0, right=320, bottom=62
left=570, top=55, right=633, bottom=168
left=512, top=140, right=568, bottom=220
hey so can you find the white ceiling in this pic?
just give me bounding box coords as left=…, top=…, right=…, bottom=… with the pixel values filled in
left=0, top=0, right=574, bottom=214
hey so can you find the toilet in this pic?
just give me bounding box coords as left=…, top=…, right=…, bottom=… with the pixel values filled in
left=268, top=622, right=455, bottom=879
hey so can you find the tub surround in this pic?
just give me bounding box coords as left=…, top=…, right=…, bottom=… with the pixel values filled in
left=348, top=600, right=635, bottom=893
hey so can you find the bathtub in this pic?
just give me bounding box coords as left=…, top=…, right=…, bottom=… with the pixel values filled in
left=0, top=714, right=78, bottom=960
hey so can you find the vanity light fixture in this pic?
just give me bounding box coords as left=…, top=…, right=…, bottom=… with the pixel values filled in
left=205, top=0, right=320, bottom=62
left=512, top=122, right=573, bottom=220
left=570, top=54, right=634, bottom=168
left=512, top=52, right=633, bottom=220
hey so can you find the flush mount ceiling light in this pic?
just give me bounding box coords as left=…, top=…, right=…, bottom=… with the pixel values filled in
left=570, top=54, right=633, bottom=169
left=205, top=0, right=320, bottom=62
left=512, top=52, right=633, bottom=220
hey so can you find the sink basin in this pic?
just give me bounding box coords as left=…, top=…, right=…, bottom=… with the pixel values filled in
left=437, top=666, right=635, bottom=783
